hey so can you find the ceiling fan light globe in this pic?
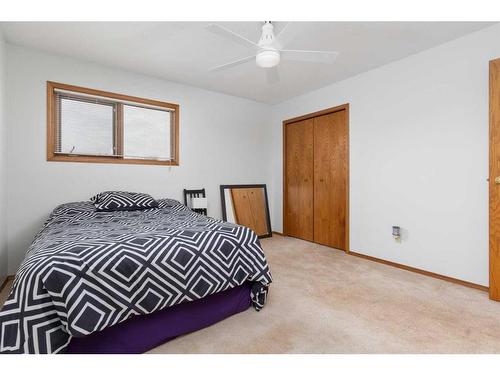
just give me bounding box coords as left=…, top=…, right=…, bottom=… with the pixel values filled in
left=256, top=50, right=280, bottom=68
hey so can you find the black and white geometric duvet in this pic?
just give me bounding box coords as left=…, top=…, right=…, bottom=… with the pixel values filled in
left=0, top=199, right=272, bottom=354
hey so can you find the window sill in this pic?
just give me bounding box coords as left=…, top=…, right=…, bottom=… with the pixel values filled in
left=47, top=154, right=179, bottom=166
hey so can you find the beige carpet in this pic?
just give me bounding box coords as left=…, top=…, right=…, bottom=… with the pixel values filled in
left=2, top=235, right=500, bottom=353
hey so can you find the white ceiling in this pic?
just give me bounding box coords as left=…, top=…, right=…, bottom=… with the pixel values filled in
left=0, top=22, right=495, bottom=104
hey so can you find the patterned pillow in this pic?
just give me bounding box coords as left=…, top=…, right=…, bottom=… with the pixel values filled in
left=90, top=191, right=159, bottom=212
left=157, top=198, right=182, bottom=208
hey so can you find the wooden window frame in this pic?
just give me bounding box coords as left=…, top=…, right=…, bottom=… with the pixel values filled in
left=47, top=81, right=180, bottom=166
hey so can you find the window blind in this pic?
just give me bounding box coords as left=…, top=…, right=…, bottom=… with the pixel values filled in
left=54, top=89, right=176, bottom=161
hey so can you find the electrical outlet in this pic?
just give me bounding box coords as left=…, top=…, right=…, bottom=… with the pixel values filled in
left=392, top=226, right=401, bottom=242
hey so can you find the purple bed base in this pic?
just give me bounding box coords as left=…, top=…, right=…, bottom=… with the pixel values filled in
left=65, top=282, right=252, bottom=354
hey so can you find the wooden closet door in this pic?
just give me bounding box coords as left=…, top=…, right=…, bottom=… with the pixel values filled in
left=285, top=119, right=314, bottom=241
left=313, top=110, right=348, bottom=250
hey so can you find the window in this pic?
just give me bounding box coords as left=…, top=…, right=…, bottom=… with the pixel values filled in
left=47, top=81, right=179, bottom=166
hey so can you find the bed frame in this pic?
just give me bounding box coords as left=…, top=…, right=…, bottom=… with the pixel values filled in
left=65, top=283, right=252, bottom=354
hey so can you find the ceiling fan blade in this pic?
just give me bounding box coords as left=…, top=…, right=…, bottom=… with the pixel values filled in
left=281, top=49, right=339, bottom=64
left=206, top=24, right=260, bottom=50
left=266, top=67, right=280, bottom=84
left=275, top=22, right=303, bottom=49
left=209, top=55, right=255, bottom=72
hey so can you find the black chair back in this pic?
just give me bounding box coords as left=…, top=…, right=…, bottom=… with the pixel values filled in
left=183, top=189, right=207, bottom=215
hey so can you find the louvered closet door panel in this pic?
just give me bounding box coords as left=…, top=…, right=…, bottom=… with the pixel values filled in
left=313, top=110, right=348, bottom=250
left=285, top=119, right=314, bottom=241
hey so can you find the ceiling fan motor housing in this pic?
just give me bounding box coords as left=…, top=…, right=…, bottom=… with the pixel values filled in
left=258, top=21, right=276, bottom=47
left=256, top=22, right=280, bottom=68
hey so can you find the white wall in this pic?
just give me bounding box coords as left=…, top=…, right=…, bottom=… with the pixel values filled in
left=270, top=23, right=500, bottom=286
left=0, top=30, right=7, bottom=283
left=6, top=45, right=273, bottom=274
left=6, top=23, right=500, bottom=286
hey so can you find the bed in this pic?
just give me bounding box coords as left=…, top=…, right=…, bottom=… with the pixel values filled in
left=0, top=198, right=272, bottom=354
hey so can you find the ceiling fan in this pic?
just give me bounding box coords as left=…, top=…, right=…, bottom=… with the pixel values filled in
left=206, top=21, right=339, bottom=84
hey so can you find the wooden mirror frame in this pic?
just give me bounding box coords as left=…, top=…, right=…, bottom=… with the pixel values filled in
left=220, top=184, right=272, bottom=239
